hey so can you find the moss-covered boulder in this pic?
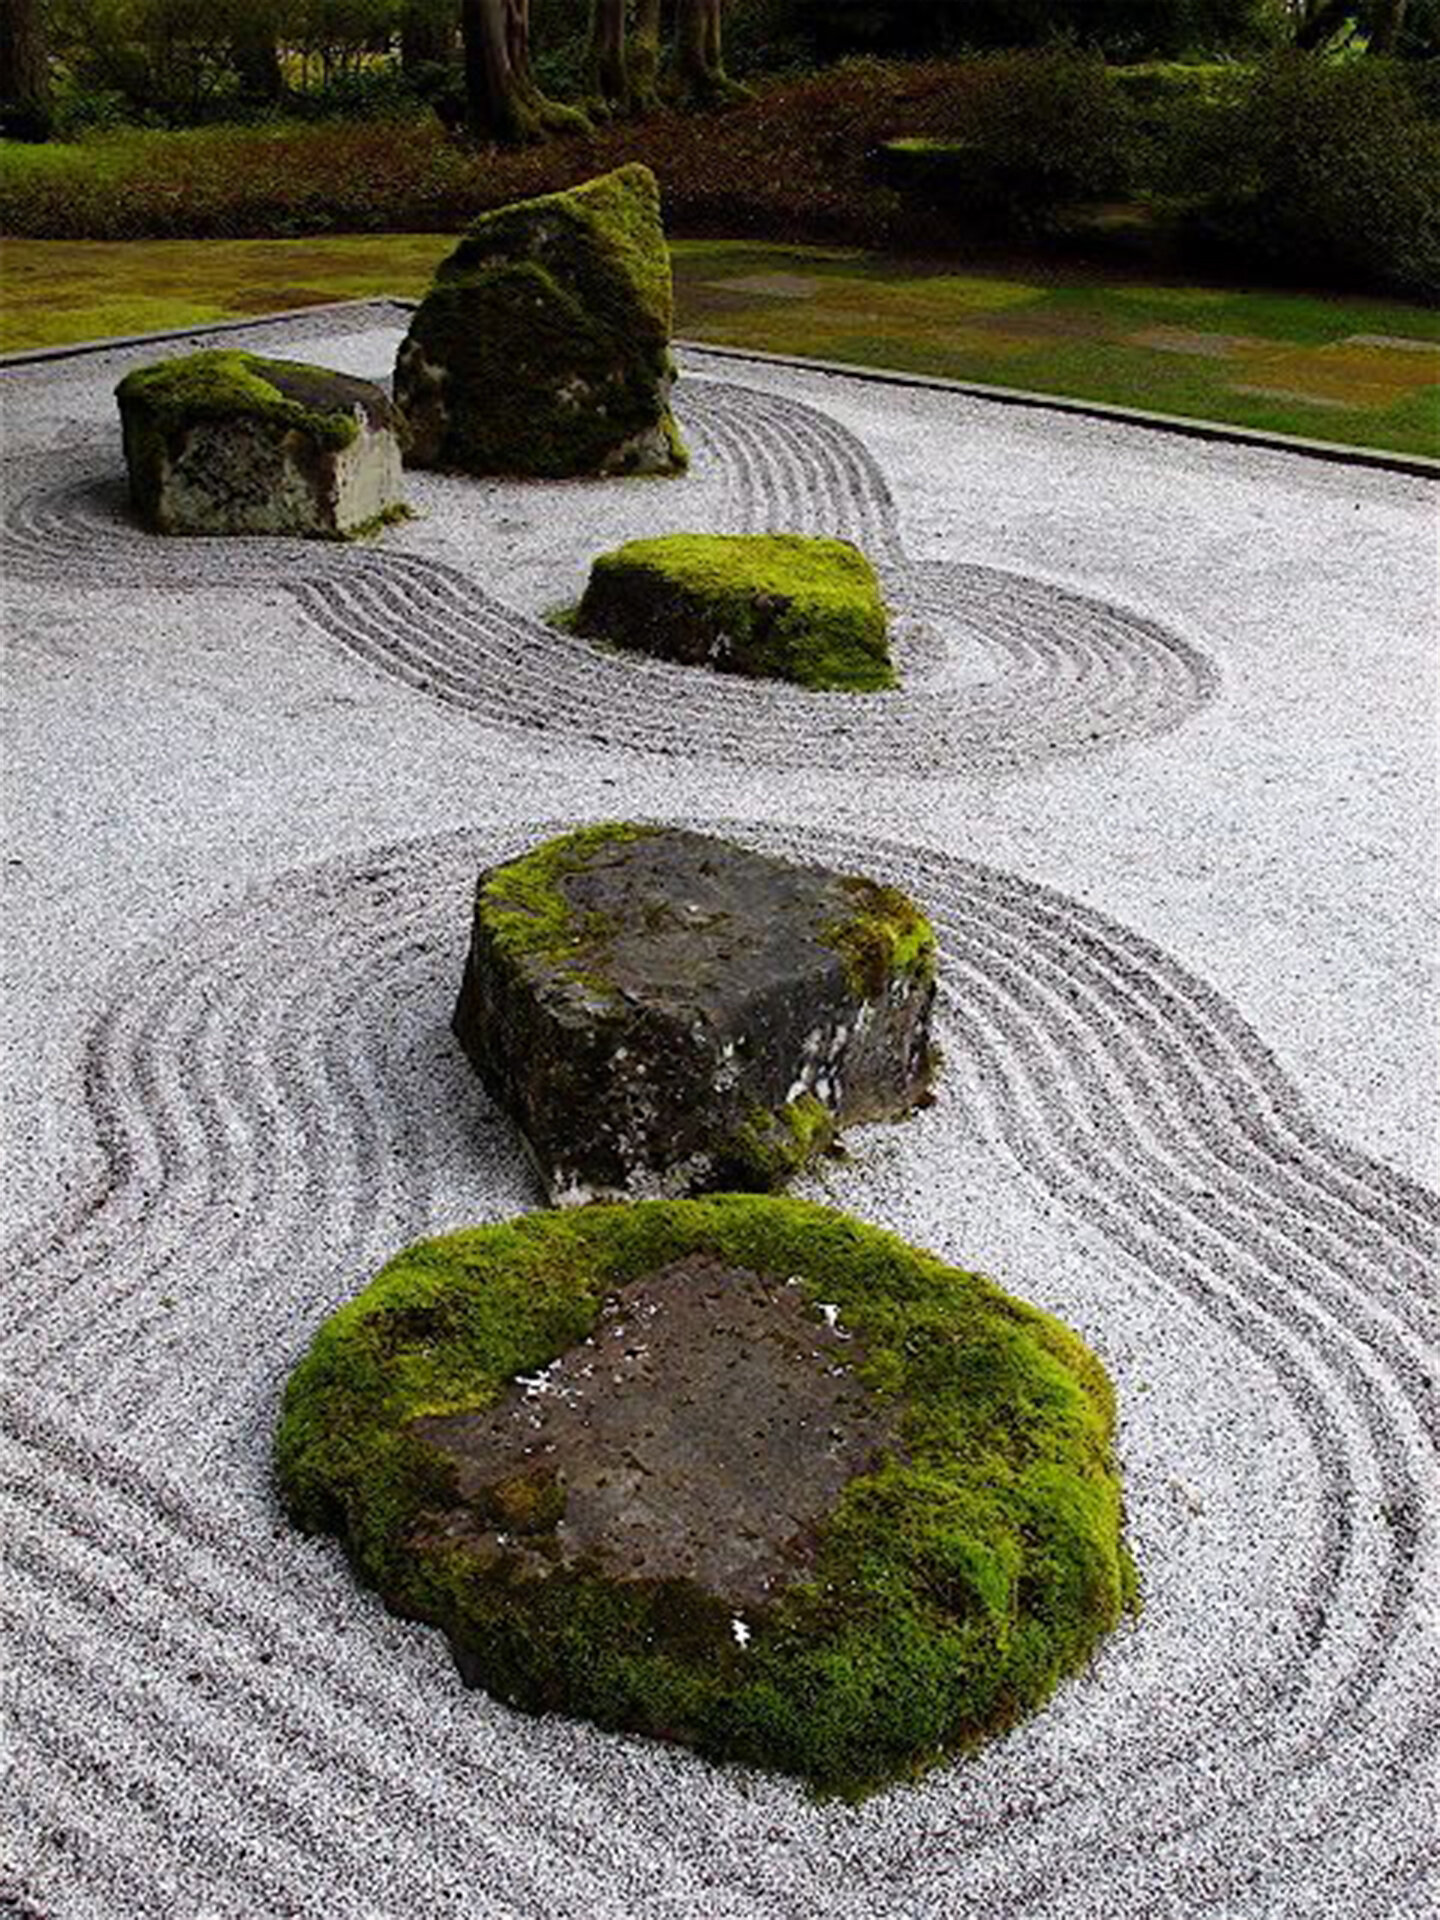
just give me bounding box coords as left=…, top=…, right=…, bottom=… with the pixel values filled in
left=276, top=1196, right=1136, bottom=1797
left=116, top=351, right=405, bottom=539
left=394, top=164, right=686, bottom=478
left=575, top=533, right=896, bottom=692
left=451, top=824, right=937, bottom=1205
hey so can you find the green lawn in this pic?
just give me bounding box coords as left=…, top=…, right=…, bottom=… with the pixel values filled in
left=4, top=234, right=1436, bottom=458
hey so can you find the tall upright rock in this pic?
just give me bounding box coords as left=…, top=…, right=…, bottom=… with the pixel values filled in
left=394, top=163, right=687, bottom=478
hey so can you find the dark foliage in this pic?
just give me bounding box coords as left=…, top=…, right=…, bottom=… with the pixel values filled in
left=1184, top=53, right=1440, bottom=298
left=732, top=0, right=1275, bottom=64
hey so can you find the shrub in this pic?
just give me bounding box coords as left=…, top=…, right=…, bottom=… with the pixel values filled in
left=887, top=50, right=1140, bottom=233
left=1186, top=53, right=1440, bottom=299
left=724, top=0, right=1275, bottom=66
left=289, top=63, right=431, bottom=122
left=3, top=48, right=1435, bottom=304
left=48, top=79, right=134, bottom=139
left=0, top=61, right=983, bottom=244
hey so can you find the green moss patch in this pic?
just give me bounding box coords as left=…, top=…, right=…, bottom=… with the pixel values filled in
left=276, top=1195, right=1135, bottom=1797
left=713, top=1093, right=840, bottom=1191
left=115, top=348, right=380, bottom=449
left=575, top=532, right=895, bottom=693
left=824, top=876, right=937, bottom=999
left=395, top=164, right=687, bottom=479
left=476, top=820, right=655, bottom=995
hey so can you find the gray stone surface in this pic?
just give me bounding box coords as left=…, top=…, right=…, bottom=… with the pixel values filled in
left=451, top=826, right=936, bottom=1204
left=117, top=353, right=404, bottom=537
left=412, top=1253, right=898, bottom=1616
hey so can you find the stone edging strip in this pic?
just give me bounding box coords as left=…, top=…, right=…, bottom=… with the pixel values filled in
left=0, top=296, right=419, bottom=368
left=675, top=338, right=1440, bottom=482
left=1, top=294, right=1434, bottom=480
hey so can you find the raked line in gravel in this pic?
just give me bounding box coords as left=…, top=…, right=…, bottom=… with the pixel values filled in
left=1, top=355, right=1216, bottom=778
left=2, top=305, right=1435, bottom=1920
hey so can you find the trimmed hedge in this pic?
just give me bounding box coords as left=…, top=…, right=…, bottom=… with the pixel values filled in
left=1183, top=55, right=1440, bottom=301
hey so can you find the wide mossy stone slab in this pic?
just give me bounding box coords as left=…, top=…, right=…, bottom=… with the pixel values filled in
left=394, top=163, right=686, bottom=478
left=275, top=1196, right=1137, bottom=1797
left=451, top=823, right=937, bottom=1205
left=116, top=350, right=405, bottom=538
left=575, top=532, right=896, bottom=691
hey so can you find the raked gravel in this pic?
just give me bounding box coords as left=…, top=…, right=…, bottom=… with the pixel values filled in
left=1, top=302, right=1436, bottom=1920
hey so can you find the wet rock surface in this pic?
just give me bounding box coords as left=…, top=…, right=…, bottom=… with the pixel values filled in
left=452, top=826, right=937, bottom=1204
left=411, top=1253, right=900, bottom=1611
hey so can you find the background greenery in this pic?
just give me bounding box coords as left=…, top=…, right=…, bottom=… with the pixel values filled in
left=2, top=4, right=1435, bottom=453
left=5, top=50, right=1439, bottom=300
left=6, top=233, right=1434, bottom=459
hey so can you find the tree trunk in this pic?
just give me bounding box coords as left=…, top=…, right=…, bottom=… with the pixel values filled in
left=0, top=0, right=51, bottom=140
left=676, top=0, right=745, bottom=106
left=1294, top=0, right=1353, bottom=49
left=462, top=0, right=528, bottom=140
left=676, top=0, right=712, bottom=88
left=232, top=10, right=283, bottom=103
left=504, top=0, right=530, bottom=88
left=1368, top=0, right=1407, bottom=52
left=402, top=1, right=456, bottom=73
left=630, top=0, right=662, bottom=111
left=462, top=0, right=586, bottom=142
left=508, top=0, right=592, bottom=133
left=585, top=0, right=628, bottom=114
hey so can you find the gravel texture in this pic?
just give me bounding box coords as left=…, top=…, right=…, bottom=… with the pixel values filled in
left=2, top=301, right=1436, bottom=1919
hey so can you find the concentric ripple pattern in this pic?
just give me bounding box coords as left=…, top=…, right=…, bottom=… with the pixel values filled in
left=1, top=379, right=1217, bottom=776
left=3, top=819, right=1435, bottom=1919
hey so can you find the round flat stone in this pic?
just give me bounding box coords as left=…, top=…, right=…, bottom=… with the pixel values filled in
left=277, top=1197, right=1135, bottom=1797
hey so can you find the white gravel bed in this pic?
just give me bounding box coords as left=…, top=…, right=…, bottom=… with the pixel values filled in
left=2, top=303, right=1436, bottom=1919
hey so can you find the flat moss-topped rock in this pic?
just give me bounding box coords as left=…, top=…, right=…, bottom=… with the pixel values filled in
left=451, top=824, right=937, bottom=1205
left=576, top=533, right=895, bottom=691
left=117, top=350, right=405, bottom=538
left=275, top=1196, right=1137, bottom=1796
left=394, top=164, right=686, bottom=478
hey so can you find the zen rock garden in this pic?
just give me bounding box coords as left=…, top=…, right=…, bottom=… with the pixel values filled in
left=116, top=163, right=684, bottom=540
left=105, top=164, right=1135, bottom=1794
left=114, top=167, right=892, bottom=696
left=281, top=821, right=1134, bottom=1793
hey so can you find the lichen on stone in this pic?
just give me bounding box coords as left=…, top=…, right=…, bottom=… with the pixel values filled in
left=275, top=1195, right=1138, bottom=1798
left=822, top=876, right=938, bottom=999
left=714, top=1094, right=840, bottom=1191
left=574, top=532, right=895, bottom=692
left=477, top=821, right=655, bottom=993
